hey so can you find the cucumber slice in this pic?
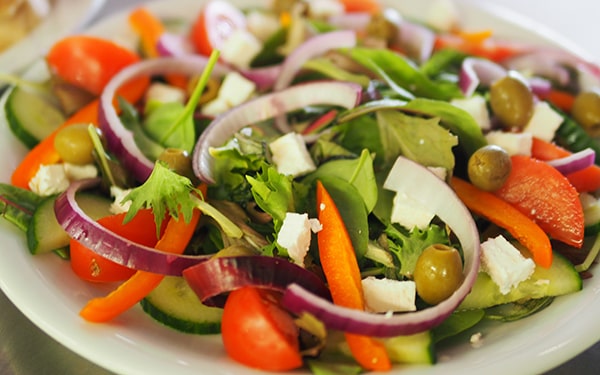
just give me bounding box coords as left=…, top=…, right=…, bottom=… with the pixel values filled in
left=382, top=331, right=436, bottom=365
left=458, top=251, right=582, bottom=310
left=4, top=86, right=66, bottom=148
left=26, top=193, right=112, bottom=255
left=581, top=193, right=600, bottom=235
left=141, top=276, right=223, bottom=334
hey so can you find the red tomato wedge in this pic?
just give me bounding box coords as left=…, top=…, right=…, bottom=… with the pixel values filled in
left=495, top=155, right=584, bottom=248
left=221, top=286, right=303, bottom=372
left=190, top=0, right=246, bottom=56
left=70, top=209, right=161, bottom=283
left=46, top=35, right=141, bottom=96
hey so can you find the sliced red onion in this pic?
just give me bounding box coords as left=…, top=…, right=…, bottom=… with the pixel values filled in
left=156, top=32, right=195, bottom=57
left=239, top=64, right=283, bottom=91
left=281, top=156, right=481, bottom=337
left=547, top=148, right=595, bottom=175
left=54, top=178, right=210, bottom=275
left=273, top=30, right=357, bottom=91
left=99, top=56, right=231, bottom=182
left=459, top=57, right=506, bottom=97
left=192, top=80, right=363, bottom=183
left=397, top=19, right=436, bottom=64
left=182, top=255, right=331, bottom=307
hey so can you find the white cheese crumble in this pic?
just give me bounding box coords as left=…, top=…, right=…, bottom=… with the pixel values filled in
left=306, top=0, right=345, bottom=18
left=390, top=191, right=435, bottom=231
left=451, top=95, right=491, bottom=131
left=29, top=163, right=98, bottom=196
left=426, top=0, right=460, bottom=31
left=246, top=10, right=280, bottom=42
left=269, top=132, right=317, bottom=177
left=485, top=130, right=533, bottom=156
left=362, top=276, right=417, bottom=313
left=276, top=212, right=321, bottom=266
left=480, top=235, right=536, bottom=295
left=220, top=28, right=263, bottom=69
left=523, top=101, right=564, bottom=142
left=202, top=71, right=257, bottom=116
left=109, top=186, right=133, bottom=214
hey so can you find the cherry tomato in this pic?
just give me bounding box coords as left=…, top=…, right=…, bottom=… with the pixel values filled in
left=221, top=286, right=303, bottom=372
left=70, top=209, right=161, bottom=283
left=190, top=0, right=246, bottom=56
left=46, top=35, right=141, bottom=96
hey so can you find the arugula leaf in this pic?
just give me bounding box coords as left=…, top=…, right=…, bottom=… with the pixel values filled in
left=384, top=223, right=450, bottom=279
left=246, top=165, right=297, bottom=231
left=377, top=109, right=458, bottom=171
left=122, top=162, right=200, bottom=237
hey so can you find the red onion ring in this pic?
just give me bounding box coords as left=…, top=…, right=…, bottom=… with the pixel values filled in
left=280, top=156, right=481, bottom=337
left=156, top=32, right=195, bottom=57
left=54, top=178, right=210, bottom=275
left=459, top=57, right=506, bottom=97
left=192, top=80, right=363, bottom=183
left=239, top=64, right=283, bottom=91
left=547, top=147, right=595, bottom=175
left=182, top=255, right=331, bottom=307
left=273, top=30, right=357, bottom=91
left=99, top=56, right=231, bottom=182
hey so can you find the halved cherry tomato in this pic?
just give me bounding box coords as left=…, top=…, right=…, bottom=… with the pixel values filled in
left=495, top=155, right=584, bottom=248
left=46, top=35, right=141, bottom=96
left=221, top=286, right=303, bottom=372
left=70, top=209, right=161, bottom=283
left=190, top=0, right=246, bottom=56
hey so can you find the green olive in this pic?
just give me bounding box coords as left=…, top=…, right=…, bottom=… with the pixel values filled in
left=489, top=72, right=534, bottom=129
left=467, top=145, right=512, bottom=191
left=413, top=244, right=463, bottom=305
left=157, top=148, right=196, bottom=181
left=53, top=123, right=95, bottom=165
left=571, top=90, right=600, bottom=136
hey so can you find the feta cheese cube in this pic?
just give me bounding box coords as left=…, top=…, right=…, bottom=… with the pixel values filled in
left=246, top=10, right=280, bottom=42
left=145, top=82, right=186, bottom=106
left=201, top=72, right=257, bottom=116
left=109, top=186, right=133, bottom=214
left=390, top=191, right=435, bottom=230
left=63, top=163, right=98, bottom=181
left=480, top=235, right=535, bottom=295
left=29, top=164, right=70, bottom=196
left=427, top=166, right=447, bottom=181
left=485, top=130, right=533, bottom=156
left=362, top=276, right=417, bottom=313
left=523, top=101, right=564, bottom=142
left=276, top=213, right=321, bottom=266
left=269, top=132, right=317, bottom=177
left=220, top=29, right=262, bottom=69
left=451, top=95, right=491, bottom=131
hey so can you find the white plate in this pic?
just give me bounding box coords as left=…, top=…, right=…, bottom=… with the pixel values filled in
left=0, top=0, right=106, bottom=75
left=1, top=0, right=599, bottom=374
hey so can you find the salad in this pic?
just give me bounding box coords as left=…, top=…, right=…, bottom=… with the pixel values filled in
left=1, top=0, right=600, bottom=373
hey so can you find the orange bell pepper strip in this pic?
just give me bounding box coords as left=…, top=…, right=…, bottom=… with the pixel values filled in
left=531, top=137, right=600, bottom=193
left=79, top=208, right=201, bottom=322
left=128, top=7, right=165, bottom=58
left=316, top=181, right=391, bottom=371
left=10, top=76, right=149, bottom=189
left=451, top=177, right=553, bottom=268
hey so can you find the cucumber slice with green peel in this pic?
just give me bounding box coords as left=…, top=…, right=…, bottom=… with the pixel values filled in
left=382, top=331, right=436, bottom=365
left=26, top=193, right=112, bottom=255
left=458, top=251, right=582, bottom=310
left=581, top=193, right=600, bottom=235
left=141, top=276, right=223, bottom=334
left=4, top=86, right=66, bottom=148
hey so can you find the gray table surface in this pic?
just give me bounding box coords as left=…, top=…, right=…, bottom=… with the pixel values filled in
left=1, top=0, right=600, bottom=374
